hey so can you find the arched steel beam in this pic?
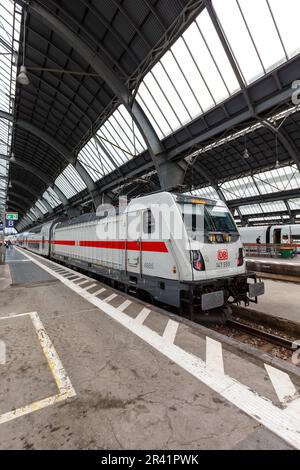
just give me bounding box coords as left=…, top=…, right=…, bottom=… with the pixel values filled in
left=1, top=110, right=99, bottom=204
left=9, top=156, right=68, bottom=206
left=29, top=2, right=186, bottom=190
left=8, top=191, right=44, bottom=218
left=9, top=180, right=53, bottom=213
left=15, top=120, right=97, bottom=195
left=6, top=199, right=28, bottom=216
left=0, top=110, right=11, bottom=121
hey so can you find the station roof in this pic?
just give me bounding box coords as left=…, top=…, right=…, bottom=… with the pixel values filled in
left=1, top=0, right=300, bottom=231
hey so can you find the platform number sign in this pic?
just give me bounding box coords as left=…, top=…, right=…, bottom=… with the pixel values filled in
left=6, top=212, right=18, bottom=221
left=5, top=219, right=14, bottom=228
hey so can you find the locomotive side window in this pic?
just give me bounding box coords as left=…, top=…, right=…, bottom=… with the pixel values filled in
left=143, top=209, right=155, bottom=234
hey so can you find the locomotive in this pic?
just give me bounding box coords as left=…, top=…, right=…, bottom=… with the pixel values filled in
left=15, top=192, right=264, bottom=322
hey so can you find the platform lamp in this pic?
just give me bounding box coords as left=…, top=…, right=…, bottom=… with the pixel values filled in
left=16, top=8, right=30, bottom=86
left=243, top=132, right=250, bottom=159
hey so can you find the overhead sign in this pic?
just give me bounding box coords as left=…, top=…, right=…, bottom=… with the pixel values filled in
left=5, top=219, right=14, bottom=228
left=6, top=212, right=18, bottom=221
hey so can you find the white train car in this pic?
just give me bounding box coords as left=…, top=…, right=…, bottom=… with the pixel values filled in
left=15, top=221, right=56, bottom=256
left=239, top=224, right=300, bottom=252
left=16, top=192, right=264, bottom=321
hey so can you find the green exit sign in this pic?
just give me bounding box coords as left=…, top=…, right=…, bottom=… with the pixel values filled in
left=6, top=212, right=18, bottom=221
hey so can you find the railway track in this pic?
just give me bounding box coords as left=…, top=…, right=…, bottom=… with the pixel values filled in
left=227, top=318, right=295, bottom=350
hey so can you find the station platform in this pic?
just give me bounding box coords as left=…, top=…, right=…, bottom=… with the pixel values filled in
left=246, top=256, right=300, bottom=278
left=0, top=247, right=300, bottom=450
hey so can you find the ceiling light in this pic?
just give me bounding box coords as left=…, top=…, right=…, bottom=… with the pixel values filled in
left=17, top=9, right=30, bottom=86
left=243, top=148, right=250, bottom=159
left=16, top=65, right=30, bottom=86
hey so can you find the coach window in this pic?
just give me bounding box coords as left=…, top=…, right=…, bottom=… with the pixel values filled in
left=143, top=209, right=155, bottom=234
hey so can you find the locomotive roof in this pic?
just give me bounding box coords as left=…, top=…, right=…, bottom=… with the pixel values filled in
left=56, top=207, right=126, bottom=229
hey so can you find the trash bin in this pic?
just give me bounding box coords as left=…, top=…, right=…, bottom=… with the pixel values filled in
left=279, top=246, right=294, bottom=258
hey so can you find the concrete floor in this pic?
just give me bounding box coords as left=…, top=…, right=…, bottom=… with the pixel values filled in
left=249, top=278, right=300, bottom=323
left=0, top=247, right=299, bottom=450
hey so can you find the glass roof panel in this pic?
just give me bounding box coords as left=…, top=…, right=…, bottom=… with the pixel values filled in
left=248, top=215, right=284, bottom=222
left=187, top=186, right=219, bottom=199
left=260, top=201, right=286, bottom=213
left=195, top=10, right=240, bottom=96
left=220, top=176, right=260, bottom=200
left=239, top=204, right=262, bottom=215
left=35, top=200, right=47, bottom=214
left=212, top=0, right=264, bottom=83
left=42, top=188, right=60, bottom=208
left=253, top=165, right=300, bottom=194
left=212, top=0, right=299, bottom=84
left=136, top=8, right=241, bottom=138
left=62, top=164, right=86, bottom=193
left=55, top=166, right=82, bottom=199
left=268, top=0, right=300, bottom=59
left=78, top=105, right=148, bottom=178
left=288, top=198, right=300, bottom=211
left=237, top=0, right=286, bottom=72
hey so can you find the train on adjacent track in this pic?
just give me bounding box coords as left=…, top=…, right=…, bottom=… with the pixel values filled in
left=239, top=224, right=300, bottom=253
left=14, top=192, right=264, bottom=322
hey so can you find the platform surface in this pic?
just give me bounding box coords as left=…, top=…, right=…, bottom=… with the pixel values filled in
left=0, top=247, right=300, bottom=450
left=245, top=278, right=300, bottom=323
left=246, top=256, right=300, bottom=267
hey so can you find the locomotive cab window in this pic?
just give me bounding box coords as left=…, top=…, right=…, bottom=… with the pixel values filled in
left=143, top=209, right=155, bottom=234
left=180, top=202, right=238, bottom=241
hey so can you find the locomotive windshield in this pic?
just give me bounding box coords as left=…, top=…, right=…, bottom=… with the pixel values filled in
left=204, top=205, right=237, bottom=233
left=180, top=202, right=238, bottom=240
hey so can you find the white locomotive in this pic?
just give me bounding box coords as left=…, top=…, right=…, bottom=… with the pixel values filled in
left=15, top=192, right=264, bottom=322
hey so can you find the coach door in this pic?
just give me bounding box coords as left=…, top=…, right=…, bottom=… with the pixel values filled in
left=273, top=228, right=281, bottom=245
left=125, top=210, right=141, bottom=280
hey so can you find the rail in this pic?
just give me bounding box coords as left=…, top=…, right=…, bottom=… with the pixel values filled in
left=227, top=319, right=295, bottom=350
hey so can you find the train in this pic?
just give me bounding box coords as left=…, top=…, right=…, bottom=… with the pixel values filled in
left=239, top=224, right=300, bottom=253
left=14, top=192, right=264, bottom=322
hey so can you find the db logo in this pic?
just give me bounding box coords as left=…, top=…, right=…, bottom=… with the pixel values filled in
left=217, top=249, right=228, bottom=261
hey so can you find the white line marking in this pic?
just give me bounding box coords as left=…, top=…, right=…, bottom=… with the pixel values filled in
left=135, top=307, right=151, bottom=324
left=162, top=319, right=179, bottom=344
left=118, top=299, right=132, bottom=312
left=104, top=293, right=117, bottom=303
left=29, top=312, right=75, bottom=395
left=265, top=364, right=297, bottom=403
left=92, top=287, right=106, bottom=296
left=0, top=310, right=75, bottom=425
left=0, top=311, right=36, bottom=320
left=76, top=279, right=91, bottom=286
left=206, top=337, right=224, bottom=375
left=83, top=283, right=97, bottom=291
left=15, top=247, right=300, bottom=449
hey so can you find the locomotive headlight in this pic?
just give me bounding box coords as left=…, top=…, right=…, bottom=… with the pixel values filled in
left=237, top=247, right=244, bottom=266
left=191, top=250, right=206, bottom=271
